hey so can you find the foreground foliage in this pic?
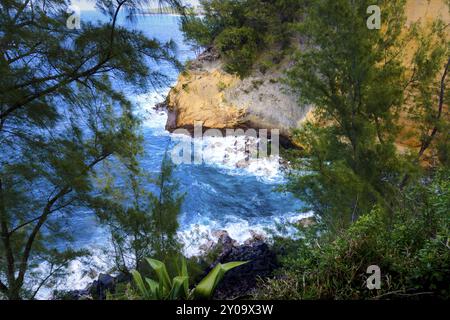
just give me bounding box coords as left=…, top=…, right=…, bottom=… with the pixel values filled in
left=131, top=257, right=248, bottom=300
left=95, top=153, right=185, bottom=273
left=0, top=0, right=182, bottom=300
left=257, top=169, right=450, bottom=299
left=258, top=0, right=449, bottom=300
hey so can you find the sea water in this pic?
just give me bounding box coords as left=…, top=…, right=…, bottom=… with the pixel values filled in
left=36, top=12, right=306, bottom=298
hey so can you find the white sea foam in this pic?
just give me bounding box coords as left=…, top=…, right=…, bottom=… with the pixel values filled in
left=34, top=246, right=110, bottom=300
left=178, top=211, right=313, bottom=257
left=34, top=210, right=312, bottom=299
left=135, top=88, right=285, bottom=183
left=135, top=90, right=170, bottom=135
left=202, top=135, right=283, bottom=182
left=170, top=133, right=285, bottom=183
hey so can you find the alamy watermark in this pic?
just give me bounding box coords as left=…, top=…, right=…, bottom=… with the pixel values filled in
left=170, top=121, right=280, bottom=165
left=366, top=265, right=381, bottom=290
left=367, top=5, right=381, bottom=30
left=64, top=4, right=381, bottom=30
left=66, top=5, right=81, bottom=30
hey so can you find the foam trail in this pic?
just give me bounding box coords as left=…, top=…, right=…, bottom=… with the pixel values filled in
left=134, top=88, right=285, bottom=183
left=135, top=90, right=170, bottom=135
left=178, top=211, right=313, bottom=257
left=170, top=134, right=285, bottom=183
left=34, top=246, right=110, bottom=300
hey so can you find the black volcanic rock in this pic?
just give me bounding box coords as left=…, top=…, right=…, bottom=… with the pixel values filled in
left=206, top=232, right=279, bottom=299
left=54, top=272, right=131, bottom=300
left=54, top=232, right=278, bottom=300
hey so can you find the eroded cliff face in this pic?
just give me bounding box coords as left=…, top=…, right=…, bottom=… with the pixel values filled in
left=165, top=57, right=244, bottom=131
left=165, top=48, right=311, bottom=143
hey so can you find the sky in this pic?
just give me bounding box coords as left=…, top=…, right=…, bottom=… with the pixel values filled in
left=72, top=0, right=200, bottom=11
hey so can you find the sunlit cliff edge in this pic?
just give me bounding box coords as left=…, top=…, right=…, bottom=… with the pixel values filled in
left=164, top=0, right=449, bottom=153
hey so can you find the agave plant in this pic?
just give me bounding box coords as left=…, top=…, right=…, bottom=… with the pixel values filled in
left=131, top=257, right=248, bottom=300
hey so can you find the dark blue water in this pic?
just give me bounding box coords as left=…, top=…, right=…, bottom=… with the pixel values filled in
left=75, top=12, right=304, bottom=255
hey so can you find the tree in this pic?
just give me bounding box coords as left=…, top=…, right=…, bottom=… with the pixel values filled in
left=285, top=0, right=449, bottom=230
left=149, top=153, right=184, bottom=261
left=94, top=153, right=184, bottom=273
left=401, top=18, right=449, bottom=174
left=0, top=0, right=182, bottom=300
left=181, top=0, right=305, bottom=77
left=286, top=0, right=413, bottom=230
left=258, top=0, right=450, bottom=300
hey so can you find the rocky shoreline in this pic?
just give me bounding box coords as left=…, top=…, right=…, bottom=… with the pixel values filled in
left=53, top=214, right=315, bottom=300
left=53, top=231, right=279, bottom=300
left=158, top=100, right=299, bottom=149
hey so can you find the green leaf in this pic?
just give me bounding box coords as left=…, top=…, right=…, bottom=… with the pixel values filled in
left=221, top=261, right=249, bottom=272
left=180, top=256, right=189, bottom=277
left=180, top=257, right=190, bottom=297
left=145, top=278, right=160, bottom=299
left=146, top=258, right=172, bottom=294
left=170, top=276, right=189, bottom=300
left=131, top=270, right=149, bottom=299
left=194, top=261, right=248, bottom=299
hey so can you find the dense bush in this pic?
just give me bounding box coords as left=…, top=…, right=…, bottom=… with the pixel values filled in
left=254, top=0, right=450, bottom=300
left=256, top=169, right=450, bottom=300
left=215, top=27, right=258, bottom=76
left=181, top=0, right=305, bottom=77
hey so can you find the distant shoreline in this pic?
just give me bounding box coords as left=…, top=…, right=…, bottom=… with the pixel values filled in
left=79, top=10, right=201, bottom=17
left=135, top=13, right=184, bottom=16
left=142, top=6, right=203, bottom=15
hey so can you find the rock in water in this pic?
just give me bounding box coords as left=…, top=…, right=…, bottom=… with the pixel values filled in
left=89, top=273, right=116, bottom=300
left=54, top=272, right=131, bottom=300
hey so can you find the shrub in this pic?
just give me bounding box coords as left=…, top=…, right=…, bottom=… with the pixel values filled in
left=215, top=27, right=258, bottom=77
left=180, top=0, right=305, bottom=77
left=257, top=169, right=450, bottom=300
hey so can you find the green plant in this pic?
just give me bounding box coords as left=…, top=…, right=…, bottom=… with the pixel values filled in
left=215, top=27, right=258, bottom=77
left=285, top=0, right=449, bottom=231
left=0, top=0, right=181, bottom=300
left=131, top=257, right=248, bottom=300
left=257, top=169, right=450, bottom=300
left=217, top=81, right=228, bottom=92
left=96, top=154, right=184, bottom=273
left=180, top=0, right=305, bottom=78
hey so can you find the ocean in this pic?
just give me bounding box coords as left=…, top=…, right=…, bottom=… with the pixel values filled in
left=38, top=12, right=306, bottom=298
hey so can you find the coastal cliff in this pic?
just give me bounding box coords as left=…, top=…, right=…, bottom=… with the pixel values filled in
left=164, top=0, right=448, bottom=153
left=164, top=47, right=312, bottom=145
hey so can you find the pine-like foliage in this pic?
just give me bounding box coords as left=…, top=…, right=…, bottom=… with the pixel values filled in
left=0, top=0, right=181, bottom=299
left=285, top=0, right=449, bottom=230
left=94, top=153, right=184, bottom=273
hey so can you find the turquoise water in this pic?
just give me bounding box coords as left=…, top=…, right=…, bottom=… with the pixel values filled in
left=72, top=12, right=304, bottom=256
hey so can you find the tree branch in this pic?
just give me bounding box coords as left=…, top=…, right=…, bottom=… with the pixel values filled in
left=30, top=263, right=65, bottom=300
left=417, top=57, right=449, bottom=159
left=0, top=0, right=130, bottom=122
left=400, top=57, right=449, bottom=189
left=9, top=196, right=78, bottom=236
left=0, top=178, right=16, bottom=286
left=15, top=152, right=112, bottom=289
